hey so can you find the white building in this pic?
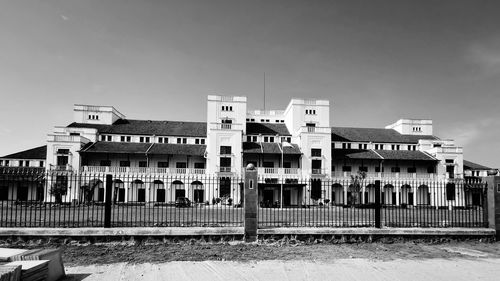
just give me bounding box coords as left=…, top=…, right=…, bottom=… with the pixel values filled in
left=0, top=95, right=483, bottom=207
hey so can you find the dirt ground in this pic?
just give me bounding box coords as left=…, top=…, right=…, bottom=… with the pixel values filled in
left=4, top=238, right=498, bottom=266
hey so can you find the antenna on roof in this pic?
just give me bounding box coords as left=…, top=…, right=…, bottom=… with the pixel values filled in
left=263, top=72, right=270, bottom=110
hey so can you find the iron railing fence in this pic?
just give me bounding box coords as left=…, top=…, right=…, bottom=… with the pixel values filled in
left=0, top=169, right=488, bottom=229
left=0, top=171, right=244, bottom=227
left=257, top=177, right=487, bottom=228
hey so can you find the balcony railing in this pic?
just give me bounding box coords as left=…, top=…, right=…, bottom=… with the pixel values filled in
left=257, top=167, right=300, bottom=175
left=218, top=166, right=233, bottom=173
left=49, top=164, right=73, bottom=171
left=332, top=171, right=437, bottom=179
left=209, top=123, right=244, bottom=131
left=80, top=166, right=206, bottom=175
left=298, top=126, right=331, bottom=134
left=47, top=135, right=90, bottom=143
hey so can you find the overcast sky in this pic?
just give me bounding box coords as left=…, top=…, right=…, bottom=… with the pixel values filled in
left=0, top=0, right=499, bottom=168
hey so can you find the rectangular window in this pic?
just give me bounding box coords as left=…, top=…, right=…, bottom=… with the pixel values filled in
left=264, top=136, right=269, bottom=142
left=176, top=162, right=187, bottom=168
left=391, top=145, right=395, bottom=150
left=195, top=139, right=200, bottom=144
left=140, top=137, right=144, bottom=143
left=446, top=183, right=456, bottom=200
left=391, top=167, right=400, bottom=173
left=220, top=146, right=232, bottom=155
left=407, top=167, right=417, bottom=173
left=311, top=149, right=322, bottom=157
left=100, top=135, right=106, bottom=141
left=120, top=136, right=125, bottom=142
left=182, top=138, right=187, bottom=144
left=219, top=157, right=231, bottom=167
left=177, top=138, right=181, bottom=144
left=158, top=161, right=169, bottom=168
left=0, top=160, right=3, bottom=166
left=145, top=137, right=150, bottom=143
left=200, top=139, right=205, bottom=144
left=100, top=160, right=111, bottom=166
left=138, top=161, right=147, bottom=167
left=247, top=136, right=251, bottom=142
left=342, top=166, right=352, bottom=172
left=119, top=161, right=130, bottom=167
left=445, top=159, right=454, bottom=164
left=39, top=161, right=44, bottom=167
left=269, top=137, right=274, bottom=142
left=380, top=144, right=384, bottom=150
left=433, top=143, right=442, bottom=148
left=194, top=162, right=205, bottom=169
left=427, top=166, right=435, bottom=173
left=4, top=160, right=9, bottom=167
left=263, top=162, right=274, bottom=168
left=252, top=136, right=257, bottom=142
left=375, top=144, right=379, bottom=150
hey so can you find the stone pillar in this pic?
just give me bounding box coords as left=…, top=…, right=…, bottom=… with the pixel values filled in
left=244, top=164, right=258, bottom=242
left=484, top=176, right=500, bottom=239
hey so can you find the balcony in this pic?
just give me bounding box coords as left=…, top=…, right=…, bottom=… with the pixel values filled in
left=47, top=134, right=90, bottom=143
left=49, top=164, right=73, bottom=171
left=332, top=172, right=437, bottom=179
left=256, top=167, right=301, bottom=176
left=217, top=166, right=233, bottom=173
left=80, top=166, right=206, bottom=175
left=298, top=126, right=331, bottom=134
left=209, top=123, right=244, bottom=131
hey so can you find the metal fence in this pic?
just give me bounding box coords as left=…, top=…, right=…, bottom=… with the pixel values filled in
left=0, top=171, right=244, bottom=227
left=0, top=170, right=488, bottom=228
left=257, top=177, right=487, bottom=228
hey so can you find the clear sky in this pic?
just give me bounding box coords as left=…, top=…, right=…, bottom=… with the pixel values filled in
left=1, top=0, right=499, bottom=168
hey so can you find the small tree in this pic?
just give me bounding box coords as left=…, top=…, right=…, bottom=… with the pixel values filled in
left=81, top=180, right=101, bottom=204
left=349, top=171, right=366, bottom=206
left=50, top=182, right=67, bottom=205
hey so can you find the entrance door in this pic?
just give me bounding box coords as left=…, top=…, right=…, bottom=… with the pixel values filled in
left=284, top=189, right=291, bottom=206
left=194, top=190, right=204, bottom=203
left=157, top=189, right=165, bottom=202
left=263, top=190, right=273, bottom=206
left=312, top=160, right=322, bottom=174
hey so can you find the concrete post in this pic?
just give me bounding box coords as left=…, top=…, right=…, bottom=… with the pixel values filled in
left=104, top=174, right=113, bottom=228
left=244, top=164, right=258, bottom=242
left=484, top=176, right=500, bottom=239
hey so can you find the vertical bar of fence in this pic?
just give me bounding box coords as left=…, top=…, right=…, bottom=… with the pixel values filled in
left=375, top=180, right=381, bottom=228
left=104, top=174, right=113, bottom=228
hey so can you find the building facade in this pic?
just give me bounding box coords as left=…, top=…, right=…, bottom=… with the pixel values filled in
left=0, top=95, right=482, bottom=207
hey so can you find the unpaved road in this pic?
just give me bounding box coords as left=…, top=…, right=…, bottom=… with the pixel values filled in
left=64, top=258, right=500, bottom=281
left=56, top=241, right=500, bottom=280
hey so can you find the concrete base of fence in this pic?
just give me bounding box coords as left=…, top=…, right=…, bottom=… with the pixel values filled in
left=0, top=227, right=244, bottom=237
left=0, top=227, right=494, bottom=239
left=257, top=227, right=495, bottom=237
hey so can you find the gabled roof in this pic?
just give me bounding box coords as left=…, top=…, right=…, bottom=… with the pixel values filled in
left=246, top=123, right=290, bottom=136
left=463, top=160, right=492, bottom=170
left=79, top=142, right=206, bottom=156
left=332, top=149, right=437, bottom=161
left=1, top=145, right=47, bottom=159
left=242, top=142, right=301, bottom=155
left=80, top=142, right=151, bottom=154
left=148, top=143, right=206, bottom=156
left=67, top=119, right=206, bottom=137
left=331, top=127, right=438, bottom=144
left=375, top=150, right=437, bottom=161
left=332, top=149, right=382, bottom=160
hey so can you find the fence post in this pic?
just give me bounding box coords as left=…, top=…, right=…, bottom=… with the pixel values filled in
left=104, top=174, right=113, bottom=228
left=244, top=164, right=258, bottom=242
left=483, top=176, right=500, bottom=239
left=375, top=180, right=381, bottom=228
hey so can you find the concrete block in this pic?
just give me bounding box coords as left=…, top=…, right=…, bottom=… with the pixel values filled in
left=0, top=249, right=28, bottom=262
left=0, top=265, right=21, bottom=281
